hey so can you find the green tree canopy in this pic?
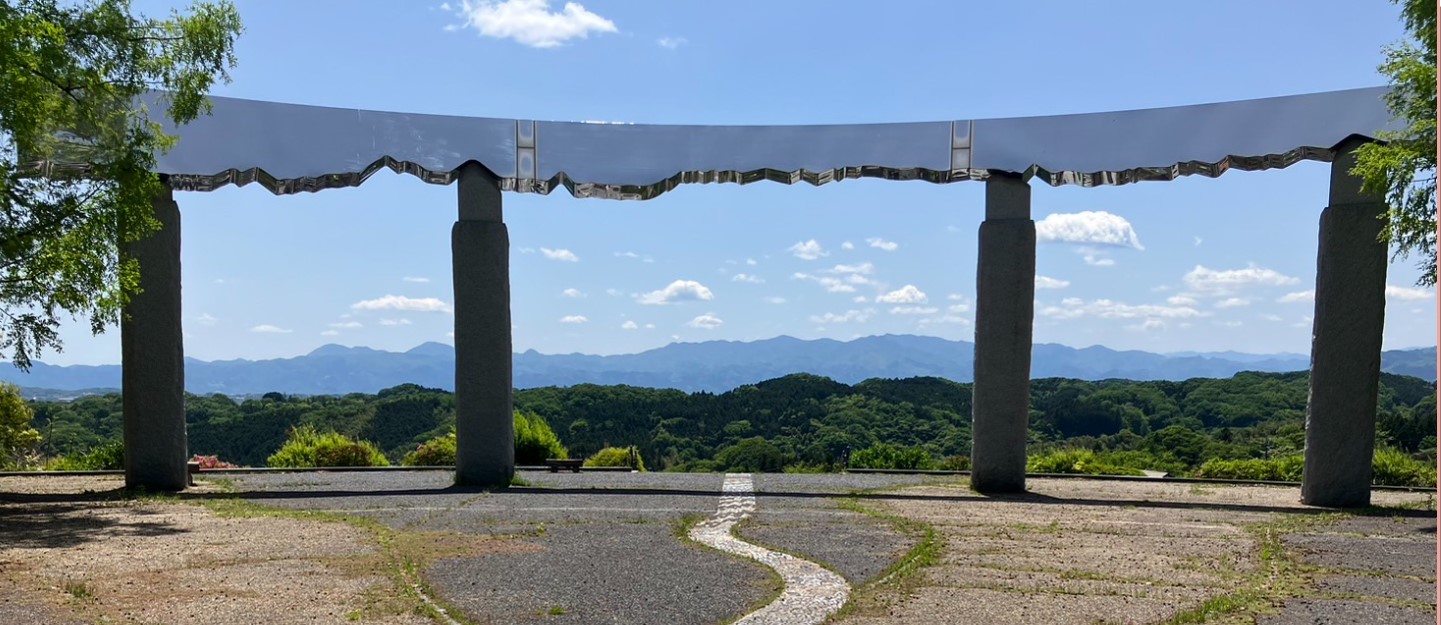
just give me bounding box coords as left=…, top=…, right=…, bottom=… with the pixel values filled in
left=1354, top=0, right=1437, bottom=285
left=0, top=0, right=241, bottom=368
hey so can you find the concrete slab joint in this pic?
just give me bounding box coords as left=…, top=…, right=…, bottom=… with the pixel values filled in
left=1300, top=138, right=1388, bottom=508
left=453, top=162, right=515, bottom=486
left=971, top=172, right=1036, bottom=494
left=122, top=184, right=188, bottom=491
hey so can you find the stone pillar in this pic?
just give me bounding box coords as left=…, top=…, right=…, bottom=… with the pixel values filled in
left=1301, top=137, right=1389, bottom=508
left=970, top=172, right=1036, bottom=494
left=121, top=183, right=188, bottom=490
left=452, top=161, right=515, bottom=487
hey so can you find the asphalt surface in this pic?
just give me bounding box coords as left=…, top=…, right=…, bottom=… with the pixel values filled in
left=224, top=471, right=946, bottom=625
left=1267, top=515, right=1436, bottom=624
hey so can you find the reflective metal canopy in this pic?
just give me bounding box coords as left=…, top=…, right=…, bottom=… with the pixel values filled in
left=111, top=87, right=1402, bottom=198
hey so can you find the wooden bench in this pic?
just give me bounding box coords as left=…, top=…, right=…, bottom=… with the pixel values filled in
left=546, top=459, right=584, bottom=473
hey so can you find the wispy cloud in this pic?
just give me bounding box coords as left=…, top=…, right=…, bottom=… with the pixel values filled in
left=562, top=288, right=585, bottom=298
left=1277, top=290, right=1314, bottom=303
left=250, top=324, right=292, bottom=334
left=560, top=315, right=589, bottom=324
left=442, top=0, right=617, bottom=48
left=402, top=276, right=430, bottom=283
left=637, top=280, right=715, bottom=305
left=866, top=237, right=899, bottom=251
left=1184, top=264, right=1298, bottom=294
left=732, top=273, right=764, bottom=284
left=541, top=247, right=579, bottom=262
left=351, top=295, right=451, bottom=312
left=1386, top=284, right=1433, bottom=300
left=195, top=313, right=219, bottom=326
left=329, top=321, right=363, bottom=329
left=809, top=309, right=872, bottom=324
left=889, top=306, right=938, bottom=315
left=379, top=318, right=412, bottom=326
left=656, top=35, right=687, bottom=49
left=1040, top=297, right=1206, bottom=320
left=621, top=320, right=638, bottom=330
left=1035, top=275, right=1070, bottom=289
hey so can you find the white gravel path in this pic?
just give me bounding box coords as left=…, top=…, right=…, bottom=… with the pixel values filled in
left=689, top=474, right=851, bottom=625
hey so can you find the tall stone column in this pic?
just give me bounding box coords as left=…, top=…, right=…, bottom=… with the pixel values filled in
left=970, top=172, right=1036, bottom=494
left=452, top=162, right=515, bottom=487
left=122, top=183, right=188, bottom=490
left=1301, top=137, right=1389, bottom=508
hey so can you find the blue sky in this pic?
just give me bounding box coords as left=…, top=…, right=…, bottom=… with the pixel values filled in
left=41, top=0, right=1438, bottom=365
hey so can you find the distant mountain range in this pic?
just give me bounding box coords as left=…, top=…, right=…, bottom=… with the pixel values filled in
left=2, top=335, right=1434, bottom=397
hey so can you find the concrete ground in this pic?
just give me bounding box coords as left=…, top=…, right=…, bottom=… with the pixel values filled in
left=0, top=472, right=1433, bottom=625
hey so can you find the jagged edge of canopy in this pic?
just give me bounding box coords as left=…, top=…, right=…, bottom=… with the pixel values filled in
left=150, top=146, right=1337, bottom=197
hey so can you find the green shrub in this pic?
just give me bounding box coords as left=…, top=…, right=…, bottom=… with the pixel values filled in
left=0, top=382, right=40, bottom=468
left=1192, top=455, right=1305, bottom=482
left=266, top=426, right=389, bottom=468
left=402, top=429, right=457, bottom=466
left=1026, top=448, right=1145, bottom=477
left=937, top=455, right=971, bottom=472
left=514, top=410, right=567, bottom=464
left=1372, top=446, right=1437, bottom=487
left=584, top=446, right=645, bottom=471
left=715, top=437, right=785, bottom=472
left=849, top=444, right=936, bottom=470
left=46, top=440, right=124, bottom=471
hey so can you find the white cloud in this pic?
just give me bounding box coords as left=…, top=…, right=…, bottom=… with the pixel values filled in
left=866, top=237, right=899, bottom=251
left=919, top=315, right=970, bottom=327
left=1260, top=314, right=1283, bottom=322
left=541, top=247, right=579, bottom=262
left=1194, top=236, right=1203, bottom=247
left=614, top=251, right=653, bottom=262
left=1386, top=284, right=1433, bottom=300
left=745, top=258, right=757, bottom=266
left=1292, top=315, right=1314, bottom=328
left=637, top=280, right=715, bottom=305
left=1166, top=294, right=1199, bottom=306
left=329, top=321, right=363, bottom=329
left=732, top=273, right=765, bottom=284
left=1184, top=264, right=1299, bottom=294
left=562, top=288, right=585, bottom=298
left=320, top=330, right=339, bottom=337
left=379, top=318, right=413, bottom=326
left=560, top=315, right=589, bottom=324
left=687, top=313, right=724, bottom=330
left=443, top=0, right=617, bottom=48
left=853, top=296, right=868, bottom=303
left=1040, top=298, right=1206, bottom=320
left=605, top=288, right=622, bottom=297
left=1035, top=275, right=1070, bottom=289
left=645, top=323, right=655, bottom=329
left=351, top=295, right=451, bottom=312
left=889, top=306, right=939, bottom=315
left=876, top=284, right=927, bottom=304
left=947, top=293, right=966, bottom=301
left=1082, top=251, right=1117, bottom=267
left=656, top=36, right=687, bottom=49
left=788, top=239, right=828, bottom=260
left=196, top=313, right=218, bottom=326
left=792, top=272, right=857, bottom=293
left=519, top=247, right=536, bottom=254
left=402, top=276, right=430, bottom=283
left=764, top=296, right=787, bottom=304
left=1130, top=318, right=1167, bottom=332
left=250, top=324, right=292, bottom=334
left=1215, top=297, right=1250, bottom=308
left=829, top=262, right=874, bottom=275
left=840, top=241, right=855, bottom=250
left=1036, top=211, right=1144, bottom=249
left=809, top=309, right=872, bottom=324
left=1277, top=290, right=1314, bottom=303
left=947, top=303, right=970, bottom=314
left=621, top=320, right=638, bottom=330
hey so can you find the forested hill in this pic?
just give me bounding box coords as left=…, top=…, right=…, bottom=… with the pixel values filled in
left=27, top=370, right=1435, bottom=474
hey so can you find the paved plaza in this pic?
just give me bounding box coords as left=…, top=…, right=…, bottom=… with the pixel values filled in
left=0, top=472, right=1433, bottom=624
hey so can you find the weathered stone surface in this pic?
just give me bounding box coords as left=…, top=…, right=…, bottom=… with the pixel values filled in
left=1317, top=575, right=1437, bottom=604
left=453, top=164, right=514, bottom=487
left=1301, top=138, right=1388, bottom=508
left=1258, top=599, right=1434, bottom=625
left=971, top=174, right=1034, bottom=494
left=121, top=186, right=187, bottom=491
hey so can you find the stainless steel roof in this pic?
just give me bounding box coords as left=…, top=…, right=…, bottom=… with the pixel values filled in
left=76, top=87, right=1404, bottom=198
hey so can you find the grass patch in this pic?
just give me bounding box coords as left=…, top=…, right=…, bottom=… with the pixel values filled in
left=829, top=492, right=943, bottom=621
left=63, top=580, right=92, bottom=600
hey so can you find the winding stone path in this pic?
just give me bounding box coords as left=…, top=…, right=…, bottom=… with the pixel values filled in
left=689, top=473, right=851, bottom=625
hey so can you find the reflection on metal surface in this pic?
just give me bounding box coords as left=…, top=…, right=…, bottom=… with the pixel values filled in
left=28, top=88, right=1396, bottom=198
